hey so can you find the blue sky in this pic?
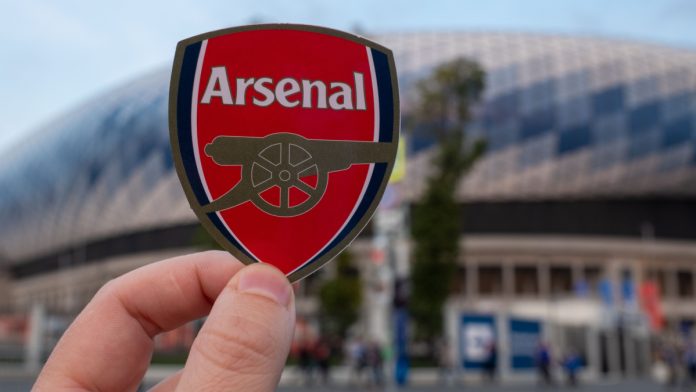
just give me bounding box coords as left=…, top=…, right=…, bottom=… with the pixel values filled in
left=1, top=0, right=695, bottom=150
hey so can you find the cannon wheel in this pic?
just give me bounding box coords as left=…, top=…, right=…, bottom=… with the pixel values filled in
left=244, top=135, right=328, bottom=217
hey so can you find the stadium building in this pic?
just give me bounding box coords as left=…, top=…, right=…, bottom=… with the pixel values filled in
left=2, top=31, right=696, bottom=379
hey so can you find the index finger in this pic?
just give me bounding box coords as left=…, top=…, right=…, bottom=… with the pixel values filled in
left=33, top=250, right=245, bottom=392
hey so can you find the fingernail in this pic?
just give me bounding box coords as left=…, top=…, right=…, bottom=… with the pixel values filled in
left=237, top=266, right=291, bottom=308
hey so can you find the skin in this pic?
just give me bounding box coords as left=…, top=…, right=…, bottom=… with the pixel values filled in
left=32, top=251, right=296, bottom=392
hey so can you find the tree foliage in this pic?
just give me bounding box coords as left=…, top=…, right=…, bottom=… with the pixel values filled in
left=409, top=58, right=486, bottom=341
left=318, top=251, right=362, bottom=339
left=191, top=225, right=223, bottom=250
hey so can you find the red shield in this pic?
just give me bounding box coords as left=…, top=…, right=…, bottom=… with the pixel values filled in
left=169, top=24, right=399, bottom=281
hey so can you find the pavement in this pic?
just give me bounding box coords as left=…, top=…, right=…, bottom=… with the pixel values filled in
left=0, top=378, right=668, bottom=391
left=0, top=364, right=667, bottom=392
left=277, top=381, right=665, bottom=391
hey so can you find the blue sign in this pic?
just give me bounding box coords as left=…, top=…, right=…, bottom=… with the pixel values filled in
left=460, top=314, right=496, bottom=369
left=394, top=308, right=409, bottom=386
left=509, top=318, right=542, bottom=370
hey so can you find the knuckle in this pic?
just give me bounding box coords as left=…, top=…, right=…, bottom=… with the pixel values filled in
left=93, top=277, right=120, bottom=299
left=192, top=314, right=279, bottom=374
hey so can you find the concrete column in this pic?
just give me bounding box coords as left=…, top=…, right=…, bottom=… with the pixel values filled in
left=640, top=334, right=653, bottom=374
left=497, top=313, right=511, bottom=382
left=622, top=327, right=637, bottom=377
left=466, top=260, right=478, bottom=303
left=539, top=262, right=550, bottom=299
left=601, top=260, right=623, bottom=379
left=691, top=264, right=696, bottom=300
left=585, top=327, right=601, bottom=381
left=365, top=267, right=392, bottom=345
left=665, top=268, right=678, bottom=300
left=502, top=261, right=514, bottom=300
left=606, top=260, right=621, bottom=308
left=606, top=329, right=622, bottom=380
left=444, top=301, right=464, bottom=384
left=25, top=302, right=45, bottom=372
left=634, top=261, right=645, bottom=285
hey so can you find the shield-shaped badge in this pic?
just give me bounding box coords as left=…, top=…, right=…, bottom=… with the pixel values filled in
left=169, top=24, right=399, bottom=281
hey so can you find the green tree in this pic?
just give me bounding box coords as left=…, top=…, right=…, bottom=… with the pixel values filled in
left=191, top=225, right=223, bottom=250
left=318, top=251, right=362, bottom=339
left=409, top=58, right=486, bottom=343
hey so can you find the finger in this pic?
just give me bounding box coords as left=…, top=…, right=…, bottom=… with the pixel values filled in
left=34, top=251, right=245, bottom=392
left=175, top=263, right=295, bottom=392
left=148, top=370, right=182, bottom=392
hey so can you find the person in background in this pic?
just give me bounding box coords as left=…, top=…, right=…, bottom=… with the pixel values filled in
left=562, top=349, right=582, bottom=387
left=347, top=336, right=367, bottom=386
left=298, top=338, right=314, bottom=386
left=314, top=337, right=332, bottom=386
left=536, top=341, right=553, bottom=386
left=683, top=340, right=696, bottom=387
left=661, top=338, right=680, bottom=388
left=483, top=340, right=498, bottom=383
left=366, top=340, right=385, bottom=388
left=437, top=337, right=456, bottom=386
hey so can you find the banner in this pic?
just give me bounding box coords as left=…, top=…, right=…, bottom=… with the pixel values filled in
left=599, top=278, right=614, bottom=307
left=640, top=280, right=664, bottom=332
left=460, top=314, right=496, bottom=369
left=389, top=136, right=407, bottom=184
left=509, top=318, right=542, bottom=370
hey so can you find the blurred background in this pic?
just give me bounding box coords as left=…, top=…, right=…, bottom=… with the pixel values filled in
left=2, top=1, right=696, bottom=390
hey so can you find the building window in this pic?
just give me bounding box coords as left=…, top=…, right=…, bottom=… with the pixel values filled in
left=478, top=266, right=503, bottom=295
left=646, top=269, right=669, bottom=298
left=550, top=266, right=573, bottom=295
left=453, top=266, right=467, bottom=295
left=514, top=266, right=539, bottom=295
left=583, top=265, right=602, bottom=294
left=677, top=270, right=694, bottom=299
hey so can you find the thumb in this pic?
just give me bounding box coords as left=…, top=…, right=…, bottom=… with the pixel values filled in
left=175, top=263, right=295, bottom=392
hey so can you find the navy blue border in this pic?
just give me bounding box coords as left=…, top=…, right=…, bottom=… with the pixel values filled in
left=176, top=42, right=208, bottom=206
left=371, top=48, right=394, bottom=143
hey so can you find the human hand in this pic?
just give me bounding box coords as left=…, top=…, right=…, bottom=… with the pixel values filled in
left=33, top=251, right=296, bottom=391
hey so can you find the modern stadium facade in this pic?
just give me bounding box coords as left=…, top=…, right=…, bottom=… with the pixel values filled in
left=2, top=31, right=696, bottom=379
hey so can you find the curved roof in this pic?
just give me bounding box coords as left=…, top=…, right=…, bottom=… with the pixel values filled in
left=0, top=70, right=193, bottom=263
left=1, top=32, right=696, bottom=262
left=380, top=32, right=696, bottom=201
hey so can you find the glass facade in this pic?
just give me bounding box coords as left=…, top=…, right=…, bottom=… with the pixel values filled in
left=0, top=70, right=194, bottom=262
left=380, top=32, right=696, bottom=201
left=1, top=32, right=696, bottom=264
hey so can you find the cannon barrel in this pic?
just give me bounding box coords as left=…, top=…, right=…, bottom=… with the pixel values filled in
left=205, top=133, right=395, bottom=171
left=204, top=136, right=266, bottom=165
left=309, top=139, right=396, bottom=171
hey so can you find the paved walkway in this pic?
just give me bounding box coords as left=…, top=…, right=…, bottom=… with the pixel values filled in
left=0, top=364, right=666, bottom=392
left=276, top=381, right=663, bottom=391
left=0, top=379, right=667, bottom=392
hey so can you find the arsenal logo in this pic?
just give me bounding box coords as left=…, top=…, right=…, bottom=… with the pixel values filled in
left=169, top=24, right=399, bottom=281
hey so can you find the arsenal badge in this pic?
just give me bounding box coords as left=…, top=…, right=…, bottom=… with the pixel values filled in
left=169, top=24, right=399, bottom=281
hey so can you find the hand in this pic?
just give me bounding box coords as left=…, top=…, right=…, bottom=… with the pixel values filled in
left=33, top=251, right=296, bottom=391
